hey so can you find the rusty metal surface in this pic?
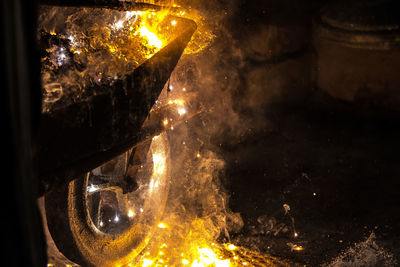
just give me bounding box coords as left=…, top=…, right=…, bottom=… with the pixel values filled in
left=37, top=16, right=196, bottom=194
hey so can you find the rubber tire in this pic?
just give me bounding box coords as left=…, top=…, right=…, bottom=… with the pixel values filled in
left=45, top=133, right=170, bottom=266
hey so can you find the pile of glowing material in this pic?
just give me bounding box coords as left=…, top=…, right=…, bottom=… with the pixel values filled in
left=89, top=10, right=167, bottom=63
left=39, top=8, right=168, bottom=112
left=38, top=2, right=216, bottom=112
left=131, top=0, right=215, bottom=54
left=131, top=233, right=298, bottom=267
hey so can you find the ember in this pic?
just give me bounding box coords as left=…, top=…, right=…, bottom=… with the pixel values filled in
left=133, top=241, right=298, bottom=266
left=38, top=7, right=175, bottom=112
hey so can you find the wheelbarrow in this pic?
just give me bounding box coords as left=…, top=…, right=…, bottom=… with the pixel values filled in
left=36, top=2, right=197, bottom=265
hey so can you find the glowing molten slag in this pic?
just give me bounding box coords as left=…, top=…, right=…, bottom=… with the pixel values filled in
left=140, top=245, right=232, bottom=267
left=191, top=248, right=230, bottom=267
left=139, top=25, right=163, bottom=49
left=135, top=237, right=296, bottom=266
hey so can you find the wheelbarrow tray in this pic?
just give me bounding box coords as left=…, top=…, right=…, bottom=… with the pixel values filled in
left=37, top=15, right=196, bottom=192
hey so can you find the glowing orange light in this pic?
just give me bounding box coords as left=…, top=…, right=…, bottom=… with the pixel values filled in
left=293, top=245, right=303, bottom=251
left=158, top=222, right=168, bottom=229
left=191, top=248, right=230, bottom=267
left=177, top=107, right=187, bottom=116
left=168, top=99, right=185, bottom=106
left=227, top=244, right=237, bottom=250
left=128, top=209, right=135, bottom=218
left=142, top=259, right=154, bottom=267
left=139, top=26, right=162, bottom=49
left=113, top=20, right=124, bottom=29
left=153, top=153, right=166, bottom=175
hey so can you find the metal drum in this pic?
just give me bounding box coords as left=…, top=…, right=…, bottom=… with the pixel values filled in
left=313, top=0, right=400, bottom=111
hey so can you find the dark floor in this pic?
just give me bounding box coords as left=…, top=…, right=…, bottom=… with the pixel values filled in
left=221, top=90, right=400, bottom=266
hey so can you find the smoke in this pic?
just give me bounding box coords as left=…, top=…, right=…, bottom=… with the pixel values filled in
left=40, top=0, right=314, bottom=265
left=323, top=233, right=397, bottom=267
left=126, top=1, right=250, bottom=264
left=39, top=1, right=249, bottom=265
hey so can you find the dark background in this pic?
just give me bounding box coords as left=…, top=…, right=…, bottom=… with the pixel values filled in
left=209, top=0, right=400, bottom=265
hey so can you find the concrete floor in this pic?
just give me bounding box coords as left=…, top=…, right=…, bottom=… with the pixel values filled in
left=222, top=90, right=400, bottom=266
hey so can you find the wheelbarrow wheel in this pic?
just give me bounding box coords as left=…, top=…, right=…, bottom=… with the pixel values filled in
left=45, top=132, right=170, bottom=266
